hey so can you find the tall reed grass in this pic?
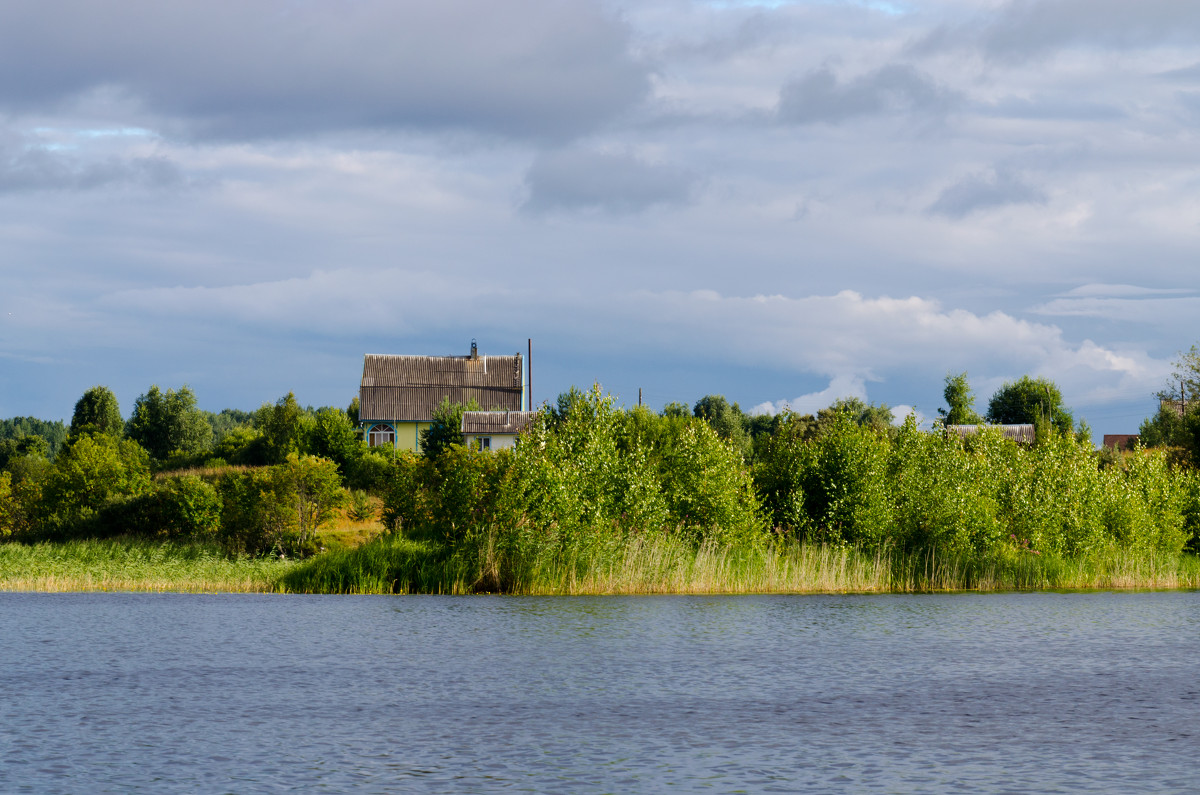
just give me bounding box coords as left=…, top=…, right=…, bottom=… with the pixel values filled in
left=276, top=532, right=1200, bottom=595
left=0, top=538, right=294, bottom=593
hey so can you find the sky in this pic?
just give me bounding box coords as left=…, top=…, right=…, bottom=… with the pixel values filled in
left=1, top=0, right=1197, bottom=434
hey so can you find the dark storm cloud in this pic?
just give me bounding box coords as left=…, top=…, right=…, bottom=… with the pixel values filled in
left=777, top=64, right=956, bottom=124
left=919, top=0, right=1200, bottom=58
left=928, top=169, right=1046, bottom=218
left=0, top=145, right=183, bottom=192
left=522, top=149, right=696, bottom=214
left=0, top=0, right=649, bottom=141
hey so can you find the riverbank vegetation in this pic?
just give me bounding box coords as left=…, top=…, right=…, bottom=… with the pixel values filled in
left=3, top=358, right=1200, bottom=594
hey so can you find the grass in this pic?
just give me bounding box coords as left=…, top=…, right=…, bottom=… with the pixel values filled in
left=277, top=531, right=1200, bottom=595
left=4, top=532, right=1199, bottom=595
left=0, top=537, right=296, bottom=593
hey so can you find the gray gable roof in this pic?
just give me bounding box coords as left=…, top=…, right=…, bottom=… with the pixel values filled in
left=360, top=353, right=523, bottom=422
left=461, top=410, right=535, bottom=435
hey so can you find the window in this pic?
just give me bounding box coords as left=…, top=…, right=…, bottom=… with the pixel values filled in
left=368, top=423, right=395, bottom=448
left=477, top=436, right=491, bottom=451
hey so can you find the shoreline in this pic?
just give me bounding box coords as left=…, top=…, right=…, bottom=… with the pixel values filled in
left=5, top=536, right=1199, bottom=595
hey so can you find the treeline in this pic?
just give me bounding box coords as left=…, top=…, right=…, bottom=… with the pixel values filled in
left=376, top=385, right=1200, bottom=591
left=0, top=384, right=390, bottom=555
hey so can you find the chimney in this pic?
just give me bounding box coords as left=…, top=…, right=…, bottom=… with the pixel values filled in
left=470, top=338, right=478, bottom=360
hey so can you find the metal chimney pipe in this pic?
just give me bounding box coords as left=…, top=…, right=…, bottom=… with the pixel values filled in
left=527, top=338, right=533, bottom=411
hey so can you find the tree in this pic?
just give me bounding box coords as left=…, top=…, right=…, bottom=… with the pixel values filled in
left=256, top=392, right=305, bottom=464
left=40, top=432, right=151, bottom=525
left=1158, top=344, right=1200, bottom=403
left=306, top=407, right=360, bottom=470
left=126, top=385, right=213, bottom=460
left=271, top=454, right=347, bottom=550
left=938, top=372, right=982, bottom=426
left=692, top=394, right=749, bottom=454
left=986, top=376, right=1073, bottom=435
left=816, top=397, right=894, bottom=436
left=70, top=386, right=123, bottom=438
left=420, top=397, right=481, bottom=459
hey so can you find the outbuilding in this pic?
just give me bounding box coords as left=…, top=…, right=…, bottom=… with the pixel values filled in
left=461, top=410, right=536, bottom=451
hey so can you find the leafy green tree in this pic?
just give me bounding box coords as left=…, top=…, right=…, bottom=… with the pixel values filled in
left=271, top=454, right=347, bottom=550
left=986, top=375, right=1073, bottom=435
left=816, top=397, right=894, bottom=437
left=306, top=407, right=361, bottom=470
left=1157, top=344, right=1200, bottom=403
left=126, top=385, right=213, bottom=460
left=256, top=392, right=305, bottom=464
left=420, top=397, right=481, bottom=459
left=202, top=408, right=255, bottom=445
left=346, top=396, right=360, bottom=425
left=1, top=417, right=68, bottom=459
left=693, top=394, right=749, bottom=455
left=0, top=435, right=48, bottom=471
left=70, top=386, right=123, bottom=438
left=661, top=402, right=691, bottom=419
left=938, top=372, right=982, bottom=425
left=39, top=432, right=151, bottom=528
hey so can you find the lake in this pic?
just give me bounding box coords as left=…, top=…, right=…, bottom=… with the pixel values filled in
left=1, top=592, right=1197, bottom=793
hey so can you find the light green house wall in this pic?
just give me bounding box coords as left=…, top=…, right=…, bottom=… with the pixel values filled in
left=393, top=421, right=431, bottom=453
left=363, top=421, right=432, bottom=453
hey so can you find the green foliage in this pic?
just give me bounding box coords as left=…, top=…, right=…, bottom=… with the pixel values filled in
left=70, top=386, right=124, bottom=438
left=752, top=410, right=817, bottom=532
left=986, top=375, right=1073, bottom=435
left=126, top=385, right=213, bottom=460
left=107, top=476, right=223, bottom=541
left=1, top=417, right=68, bottom=459
left=348, top=489, right=375, bottom=522
left=816, top=397, right=895, bottom=437
left=255, top=392, right=305, bottom=464
left=0, top=435, right=48, bottom=471
left=381, top=384, right=767, bottom=588
left=693, top=394, right=749, bottom=454
left=203, top=408, right=255, bottom=444
left=38, top=433, right=152, bottom=533
left=419, top=397, right=481, bottom=459
left=305, top=407, right=360, bottom=470
left=212, top=426, right=268, bottom=466
left=274, top=453, right=347, bottom=549
left=661, top=402, right=691, bottom=419
left=938, top=371, right=982, bottom=425
left=1140, top=402, right=1200, bottom=467
left=215, top=454, right=347, bottom=556
left=346, top=396, right=360, bottom=425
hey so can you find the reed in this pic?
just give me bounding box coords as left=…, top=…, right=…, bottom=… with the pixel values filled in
left=272, top=532, right=1200, bottom=595
left=0, top=538, right=294, bottom=593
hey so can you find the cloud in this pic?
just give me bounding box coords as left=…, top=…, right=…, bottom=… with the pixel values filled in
left=919, top=0, right=1200, bottom=59
left=0, top=0, right=649, bottom=142
left=0, top=144, right=183, bottom=192
left=928, top=169, right=1046, bottom=218
left=522, top=148, right=697, bottom=214
left=778, top=64, right=956, bottom=124
left=749, top=374, right=868, bottom=416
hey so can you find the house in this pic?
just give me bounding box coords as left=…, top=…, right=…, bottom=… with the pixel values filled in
left=461, top=410, right=536, bottom=451
left=946, top=424, right=1036, bottom=444
left=1102, top=434, right=1139, bottom=451
left=358, top=341, right=524, bottom=453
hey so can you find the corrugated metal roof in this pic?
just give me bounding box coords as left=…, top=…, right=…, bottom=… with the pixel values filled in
left=360, top=353, right=523, bottom=422
left=461, top=411, right=535, bottom=435
left=947, top=424, right=1036, bottom=443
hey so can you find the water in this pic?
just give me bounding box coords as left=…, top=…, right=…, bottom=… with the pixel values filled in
left=1, top=592, right=1198, bottom=794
